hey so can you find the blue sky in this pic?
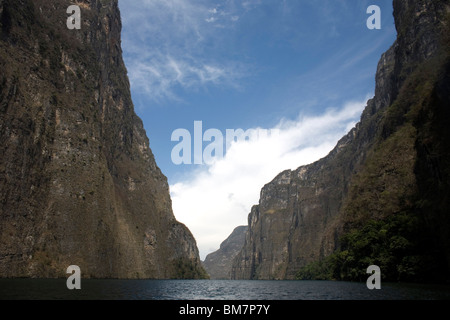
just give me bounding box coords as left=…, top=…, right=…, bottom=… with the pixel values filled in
left=118, top=0, right=396, bottom=259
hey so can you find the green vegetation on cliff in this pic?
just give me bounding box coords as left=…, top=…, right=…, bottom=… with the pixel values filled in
left=297, top=27, right=450, bottom=282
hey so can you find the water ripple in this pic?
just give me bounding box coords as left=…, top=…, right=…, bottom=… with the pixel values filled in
left=1, top=279, right=450, bottom=300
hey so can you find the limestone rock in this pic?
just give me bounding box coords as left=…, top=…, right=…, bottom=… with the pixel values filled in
left=0, top=0, right=206, bottom=279
left=231, top=0, right=450, bottom=281
left=203, top=226, right=247, bottom=279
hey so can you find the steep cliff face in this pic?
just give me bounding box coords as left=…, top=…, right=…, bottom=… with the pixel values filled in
left=0, top=0, right=206, bottom=278
left=231, top=0, right=450, bottom=281
left=203, top=226, right=247, bottom=279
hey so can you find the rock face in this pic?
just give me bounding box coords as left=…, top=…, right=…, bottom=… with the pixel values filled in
left=231, top=0, right=450, bottom=281
left=0, top=0, right=206, bottom=278
left=203, top=226, right=247, bottom=279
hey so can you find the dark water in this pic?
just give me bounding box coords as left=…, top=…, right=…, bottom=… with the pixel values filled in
left=0, top=279, right=449, bottom=300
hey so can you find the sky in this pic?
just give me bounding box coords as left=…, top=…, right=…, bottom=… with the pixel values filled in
left=118, top=0, right=396, bottom=260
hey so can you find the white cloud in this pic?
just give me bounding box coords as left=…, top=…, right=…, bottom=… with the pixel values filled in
left=170, top=97, right=369, bottom=260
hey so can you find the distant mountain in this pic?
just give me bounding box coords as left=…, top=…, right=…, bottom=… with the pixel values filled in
left=231, top=0, right=450, bottom=282
left=0, top=0, right=207, bottom=279
left=203, top=226, right=247, bottom=279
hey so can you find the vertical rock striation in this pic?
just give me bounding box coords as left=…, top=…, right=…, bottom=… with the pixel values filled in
left=203, top=226, right=247, bottom=279
left=231, top=0, right=450, bottom=281
left=0, top=0, right=206, bottom=278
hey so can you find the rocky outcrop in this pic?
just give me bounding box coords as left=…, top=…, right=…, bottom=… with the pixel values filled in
left=0, top=0, right=206, bottom=278
left=231, top=0, right=450, bottom=281
left=203, top=226, right=247, bottom=279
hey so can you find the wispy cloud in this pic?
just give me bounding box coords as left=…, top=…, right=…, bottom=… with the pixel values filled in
left=125, top=52, right=244, bottom=102
left=118, top=0, right=396, bottom=260
left=120, top=0, right=247, bottom=103
left=170, top=97, right=369, bottom=259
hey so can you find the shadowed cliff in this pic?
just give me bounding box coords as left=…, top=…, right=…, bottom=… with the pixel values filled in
left=0, top=0, right=207, bottom=279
